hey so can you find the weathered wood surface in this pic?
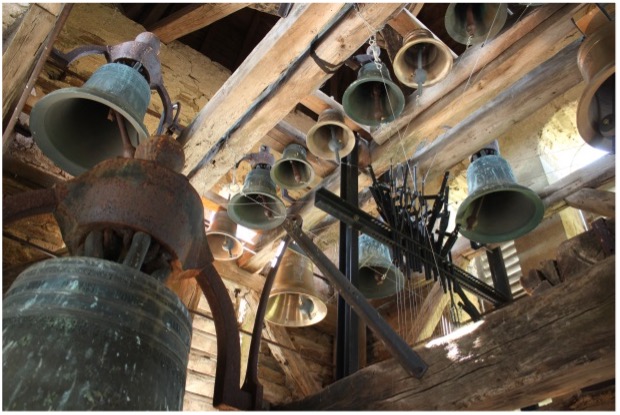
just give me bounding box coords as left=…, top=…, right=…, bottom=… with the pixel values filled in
left=280, top=255, right=615, bottom=411
left=565, top=188, right=615, bottom=218
left=2, top=3, right=64, bottom=121
left=541, top=154, right=615, bottom=217
left=181, top=3, right=405, bottom=191
left=150, top=3, right=249, bottom=44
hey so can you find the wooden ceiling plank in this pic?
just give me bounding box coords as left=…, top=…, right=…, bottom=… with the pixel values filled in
left=150, top=3, right=250, bottom=44
left=280, top=255, right=615, bottom=410
left=3, top=3, right=66, bottom=123
left=564, top=188, right=615, bottom=218
left=181, top=3, right=406, bottom=192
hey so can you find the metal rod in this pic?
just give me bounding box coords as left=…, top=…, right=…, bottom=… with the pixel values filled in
left=283, top=216, right=428, bottom=379
left=336, top=139, right=359, bottom=379
left=486, top=247, right=513, bottom=302
left=242, top=235, right=291, bottom=395
left=122, top=231, right=151, bottom=269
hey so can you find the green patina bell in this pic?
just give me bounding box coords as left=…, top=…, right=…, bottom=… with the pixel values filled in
left=343, top=62, right=405, bottom=127
left=358, top=234, right=405, bottom=299
left=30, top=63, right=151, bottom=176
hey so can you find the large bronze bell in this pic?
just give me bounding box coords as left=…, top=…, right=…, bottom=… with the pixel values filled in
left=271, top=144, right=315, bottom=190
left=306, top=109, right=356, bottom=161
left=456, top=141, right=544, bottom=243
left=29, top=63, right=151, bottom=176
left=2, top=257, right=192, bottom=410
left=342, top=62, right=405, bottom=127
left=228, top=167, right=286, bottom=231
left=206, top=208, right=244, bottom=261
left=265, top=244, right=327, bottom=327
left=393, top=28, right=454, bottom=89
left=445, top=4, right=508, bottom=45
left=358, top=234, right=405, bottom=299
left=576, top=21, right=615, bottom=152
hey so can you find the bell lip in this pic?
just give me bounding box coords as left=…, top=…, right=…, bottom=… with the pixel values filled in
left=393, top=32, right=454, bottom=88
left=265, top=292, right=328, bottom=327
left=306, top=117, right=356, bottom=160
left=205, top=231, right=244, bottom=261
left=342, top=63, right=405, bottom=127
left=30, top=86, right=150, bottom=176
left=227, top=190, right=286, bottom=231
left=358, top=265, right=405, bottom=299
left=444, top=3, right=508, bottom=46
left=271, top=156, right=316, bottom=190
left=455, top=184, right=545, bottom=244
left=576, top=65, right=615, bottom=152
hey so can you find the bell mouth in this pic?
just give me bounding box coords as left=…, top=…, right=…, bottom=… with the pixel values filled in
left=456, top=186, right=544, bottom=244
left=265, top=292, right=327, bottom=327
left=271, top=158, right=315, bottom=190
left=228, top=191, right=286, bottom=231
left=358, top=265, right=405, bottom=299
left=205, top=231, right=244, bottom=261
left=577, top=70, right=615, bottom=152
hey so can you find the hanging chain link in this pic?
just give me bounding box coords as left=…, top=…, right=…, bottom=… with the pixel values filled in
left=367, top=34, right=382, bottom=70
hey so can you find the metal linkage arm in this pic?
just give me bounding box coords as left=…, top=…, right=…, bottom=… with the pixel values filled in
left=315, top=187, right=509, bottom=306
left=282, top=216, right=428, bottom=379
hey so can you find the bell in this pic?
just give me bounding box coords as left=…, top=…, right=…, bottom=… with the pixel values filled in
left=393, top=28, right=454, bottom=88
left=342, top=62, right=405, bottom=127
left=271, top=144, right=315, bottom=190
left=265, top=244, right=327, bottom=327
left=455, top=142, right=544, bottom=244
left=576, top=21, right=615, bottom=152
left=445, top=4, right=508, bottom=45
left=358, top=234, right=405, bottom=299
left=2, top=257, right=192, bottom=410
left=228, top=167, right=286, bottom=231
left=206, top=208, right=244, bottom=261
left=29, top=63, right=151, bottom=176
left=306, top=109, right=356, bottom=161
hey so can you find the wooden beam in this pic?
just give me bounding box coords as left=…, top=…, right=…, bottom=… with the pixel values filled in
left=150, top=4, right=249, bottom=44
left=371, top=2, right=584, bottom=161
left=181, top=3, right=405, bottom=192
left=540, top=154, right=616, bottom=217
left=404, top=39, right=583, bottom=181
left=3, top=3, right=66, bottom=124
left=280, top=255, right=615, bottom=411
left=565, top=188, right=615, bottom=218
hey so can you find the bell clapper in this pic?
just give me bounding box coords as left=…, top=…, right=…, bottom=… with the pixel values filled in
left=372, top=83, right=384, bottom=123
left=222, top=235, right=235, bottom=258
left=328, top=125, right=344, bottom=162
left=414, top=45, right=428, bottom=97
left=113, top=110, right=136, bottom=158
left=465, top=194, right=485, bottom=231
left=465, top=5, right=477, bottom=39
left=290, top=160, right=302, bottom=184
left=299, top=297, right=315, bottom=319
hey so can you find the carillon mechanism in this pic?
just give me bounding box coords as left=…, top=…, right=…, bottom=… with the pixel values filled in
left=206, top=208, right=244, bottom=261
left=306, top=108, right=356, bottom=162
left=271, top=143, right=315, bottom=190
left=265, top=244, right=327, bottom=327
left=358, top=234, right=405, bottom=299
left=576, top=20, right=615, bottom=152
left=455, top=140, right=544, bottom=244
left=393, top=28, right=454, bottom=90
left=30, top=32, right=181, bottom=176
left=445, top=3, right=508, bottom=46
left=228, top=145, right=287, bottom=231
